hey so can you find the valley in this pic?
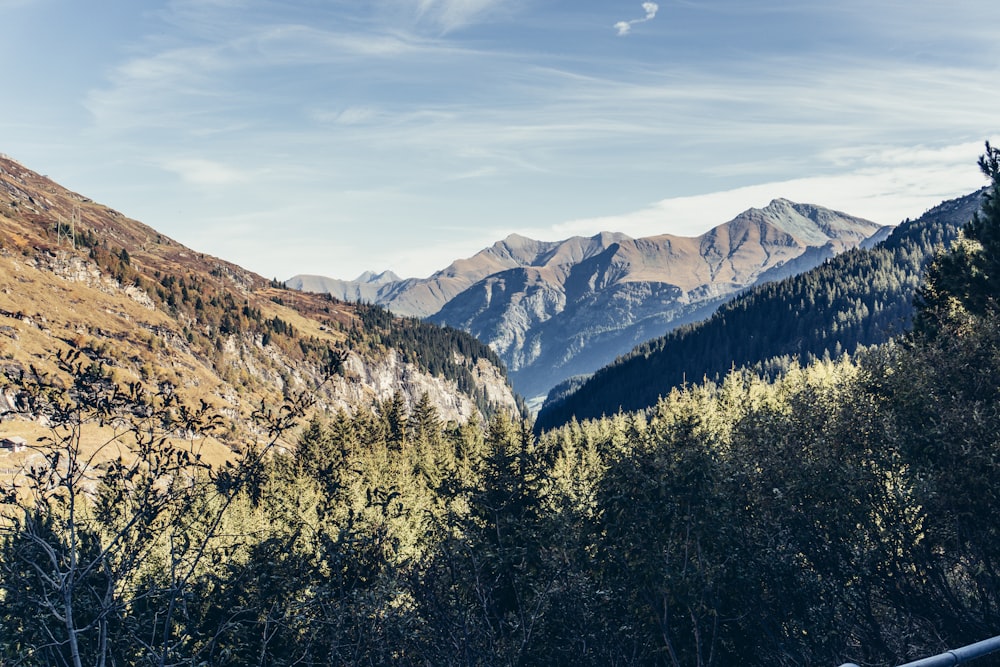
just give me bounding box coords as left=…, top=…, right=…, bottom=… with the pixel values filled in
left=291, top=199, right=888, bottom=403
left=2, top=147, right=999, bottom=667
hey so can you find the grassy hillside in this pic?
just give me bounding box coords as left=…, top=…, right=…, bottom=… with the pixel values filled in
left=0, top=154, right=521, bottom=459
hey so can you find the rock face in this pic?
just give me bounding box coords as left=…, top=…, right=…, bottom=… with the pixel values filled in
left=290, top=200, right=889, bottom=403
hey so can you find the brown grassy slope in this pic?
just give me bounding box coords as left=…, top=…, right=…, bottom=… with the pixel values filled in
left=0, top=155, right=519, bottom=455
left=0, top=155, right=335, bottom=399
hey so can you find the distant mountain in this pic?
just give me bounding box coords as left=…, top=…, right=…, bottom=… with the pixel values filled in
left=291, top=233, right=595, bottom=319
left=291, top=200, right=887, bottom=402
left=289, top=270, right=402, bottom=305
left=535, top=190, right=984, bottom=431
left=0, top=154, right=521, bottom=440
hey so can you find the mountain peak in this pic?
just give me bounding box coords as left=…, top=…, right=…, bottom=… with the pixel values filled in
left=495, top=233, right=547, bottom=257
left=764, top=197, right=796, bottom=210
left=734, top=198, right=882, bottom=247
left=592, top=230, right=632, bottom=246
left=355, top=270, right=401, bottom=285
left=290, top=198, right=887, bottom=402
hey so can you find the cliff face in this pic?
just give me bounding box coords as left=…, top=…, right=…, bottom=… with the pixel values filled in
left=294, top=199, right=887, bottom=402
left=0, top=154, right=519, bottom=441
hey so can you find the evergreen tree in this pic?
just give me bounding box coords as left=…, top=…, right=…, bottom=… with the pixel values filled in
left=295, top=415, right=333, bottom=476
left=915, top=141, right=1000, bottom=335
left=379, top=391, right=409, bottom=449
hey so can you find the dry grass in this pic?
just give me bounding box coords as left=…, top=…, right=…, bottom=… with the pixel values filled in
left=0, top=417, right=235, bottom=484
left=0, top=252, right=229, bottom=402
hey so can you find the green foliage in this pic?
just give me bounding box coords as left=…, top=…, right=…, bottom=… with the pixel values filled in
left=882, top=143, right=1000, bottom=639
left=915, top=142, right=1000, bottom=336
left=6, top=148, right=1000, bottom=667
left=4, top=338, right=1000, bottom=665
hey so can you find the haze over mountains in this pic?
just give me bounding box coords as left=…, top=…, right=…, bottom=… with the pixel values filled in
left=290, top=199, right=889, bottom=401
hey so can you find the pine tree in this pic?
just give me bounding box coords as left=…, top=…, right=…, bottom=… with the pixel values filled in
left=914, top=142, right=1000, bottom=335
left=295, top=415, right=332, bottom=477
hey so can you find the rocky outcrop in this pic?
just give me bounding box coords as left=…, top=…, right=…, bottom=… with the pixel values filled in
left=211, top=332, right=517, bottom=424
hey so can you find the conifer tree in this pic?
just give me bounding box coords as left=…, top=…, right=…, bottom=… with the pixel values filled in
left=915, top=142, right=1000, bottom=334
left=881, top=142, right=1000, bottom=644
left=295, top=415, right=332, bottom=476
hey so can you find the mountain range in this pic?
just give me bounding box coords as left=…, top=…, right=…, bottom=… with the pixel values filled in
left=290, top=200, right=889, bottom=402
left=535, top=189, right=984, bottom=430
left=0, top=154, right=520, bottom=455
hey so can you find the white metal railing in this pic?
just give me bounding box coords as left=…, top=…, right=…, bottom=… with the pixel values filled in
left=839, top=634, right=1000, bottom=667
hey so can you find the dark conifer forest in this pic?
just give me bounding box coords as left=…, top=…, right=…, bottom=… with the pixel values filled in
left=4, top=146, right=1000, bottom=666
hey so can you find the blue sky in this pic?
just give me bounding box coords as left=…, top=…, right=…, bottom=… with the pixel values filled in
left=2, top=0, right=998, bottom=280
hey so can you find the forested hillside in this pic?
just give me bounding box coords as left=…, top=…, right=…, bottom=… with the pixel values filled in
left=3, top=147, right=1000, bottom=667
left=536, top=188, right=984, bottom=431
left=0, top=153, right=521, bottom=438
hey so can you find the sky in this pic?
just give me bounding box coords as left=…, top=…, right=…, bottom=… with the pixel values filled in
left=2, top=1, right=999, bottom=281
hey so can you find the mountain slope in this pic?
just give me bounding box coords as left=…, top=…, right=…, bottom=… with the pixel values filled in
left=288, top=232, right=630, bottom=319
left=535, top=190, right=983, bottom=431
left=431, top=200, right=886, bottom=399
left=0, top=154, right=520, bottom=444
left=292, top=200, right=886, bottom=401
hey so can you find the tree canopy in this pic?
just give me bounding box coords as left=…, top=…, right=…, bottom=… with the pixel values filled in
left=4, top=145, right=1000, bottom=666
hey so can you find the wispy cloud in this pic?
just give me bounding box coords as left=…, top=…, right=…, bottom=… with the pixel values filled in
left=615, top=2, right=659, bottom=36
left=83, top=21, right=461, bottom=135
left=49, top=0, right=1000, bottom=281
left=423, top=0, right=506, bottom=29
left=379, top=0, right=511, bottom=33
left=546, top=141, right=993, bottom=242
left=160, top=158, right=259, bottom=186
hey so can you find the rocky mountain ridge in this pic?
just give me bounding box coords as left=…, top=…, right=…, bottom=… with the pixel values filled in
left=291, top=199, right=889, bottom=401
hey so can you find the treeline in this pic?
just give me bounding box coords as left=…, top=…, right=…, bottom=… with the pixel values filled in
left=536, top=189, right=983, bottom=431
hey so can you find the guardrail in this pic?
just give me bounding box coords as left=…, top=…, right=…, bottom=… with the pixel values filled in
left=839, top=634, right=1000, bottom=667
